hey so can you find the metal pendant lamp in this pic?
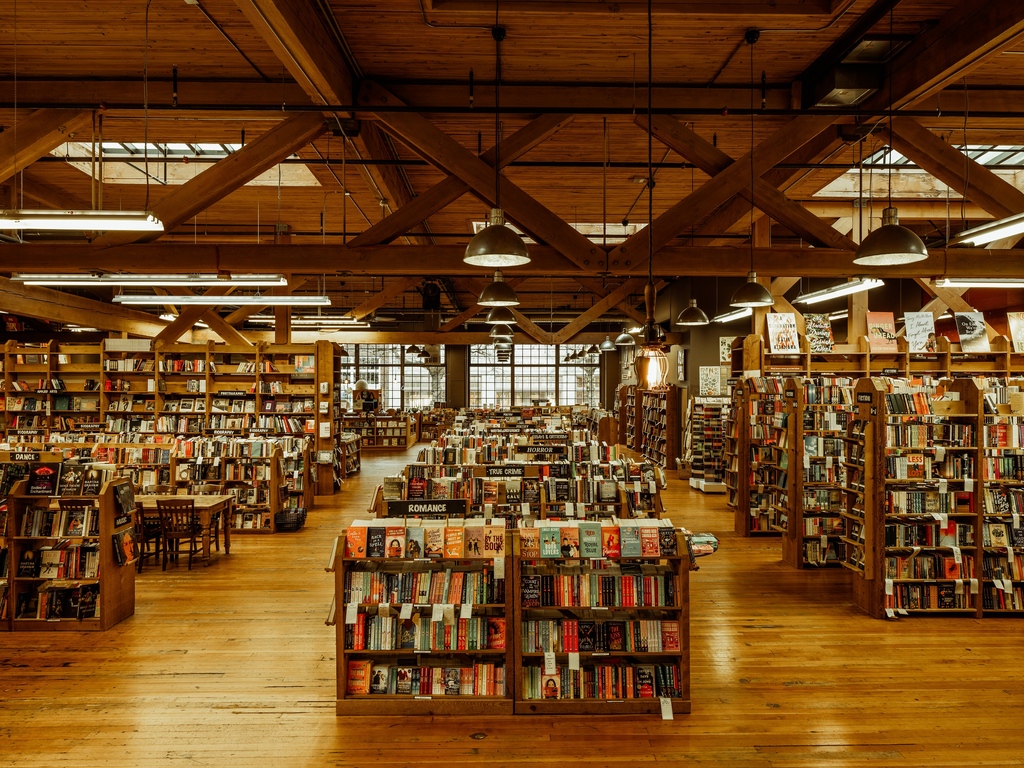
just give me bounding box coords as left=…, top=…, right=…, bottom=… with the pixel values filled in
left=463, top=13, right=530, bottom=268
left=489, top=323, right=515, bottom=339
left=730, top=31, right=774, bottom=310
left=853, top=5, right=927, bottom=267
left=485, top=306, right=517, bottom=325
left=676, top=298, right=710, bottom=326
left=615, top=328, right=636, bottom=346
left=599, top=335, right=616, bottom=352
left=477, top=270, right=520, bottom=306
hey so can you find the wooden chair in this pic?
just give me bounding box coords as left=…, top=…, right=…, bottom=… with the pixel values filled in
left=143, top=484, right=173, bottom=495
left=190, top=483, right=223, bottom=552
left=156, top=498, right=201, bottom=571
left=133, top=501, right=161, bottom=573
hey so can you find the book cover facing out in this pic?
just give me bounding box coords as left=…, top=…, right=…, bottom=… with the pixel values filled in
left=865, top=312, right=898, bottom=353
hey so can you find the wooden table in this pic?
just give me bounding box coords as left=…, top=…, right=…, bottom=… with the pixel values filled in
left=135, top=494, right=234, bottom=565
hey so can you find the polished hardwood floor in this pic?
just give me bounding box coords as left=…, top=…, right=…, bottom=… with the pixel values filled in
left=3, top=448, right=1024, bottom=767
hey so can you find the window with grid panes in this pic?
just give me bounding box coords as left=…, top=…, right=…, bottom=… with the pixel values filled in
left=513, top=344, right=557, bottom=405
left=356, top=344, right=403, bottom=410
left=469, top=345, right=512, bottom=408
left=403, top=346, right=446, bottom=409
left=558, top=344, right=601, bottom=406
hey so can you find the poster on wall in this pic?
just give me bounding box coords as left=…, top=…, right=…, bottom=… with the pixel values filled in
left=865, top=311, right=898, bottom=352
left=1008, top=312, right=1024, bottom=352
left=718, top=336, right=737, bottom=364
left=955, top=312, right=990, bottom=352
left=803, top=314, right=834, bottom=353
left=904, top=312, right=938, bottom=353
left=766, top=313, right=800, bottom=353
left=677, top=349, right=685, bottom=383
left=698, top=366, right=721, bottom=396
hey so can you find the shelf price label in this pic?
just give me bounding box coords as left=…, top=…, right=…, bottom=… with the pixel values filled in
left=660, top=696, right=675, bottom=720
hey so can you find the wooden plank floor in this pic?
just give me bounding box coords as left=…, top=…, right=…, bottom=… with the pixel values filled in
left=3, top=448, right=1024, bottom=767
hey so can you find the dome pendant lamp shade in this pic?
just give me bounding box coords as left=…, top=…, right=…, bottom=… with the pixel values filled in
left=485, top=306, right=517, bottom=325
left=730, top=271, right=775, bottom=308
left=853, top=207, right=929, bottom=266
left=599, top=335, right=616, bottom=352
left=676, top=298, right=710, bottom=326
left=489, top=323, right=515, bottom=339
left=614, top=329, right=636, bottom=346
left=477, top=270, right=520, bottom=307
left=464, top=208, right=531, bottom=267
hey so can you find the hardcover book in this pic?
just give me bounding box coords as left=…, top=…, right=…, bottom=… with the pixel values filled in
left=955, top=311, right=990, bottom=352
left=81, top=469, right=104, bottom=496
left=904, top=311, right=938, bottom=353
left=385, top=526, right=406, bottom=558
left=539, top=527, right=561, bottom=558
left=865, top=311, right=898, bottom=352
left=766, top=312, right=800, bottom=353
left=344, top=526, right=368, bottom=558
left=803, top=313, right=834, bottom=353
left=658, top=527, right=678, bottom=556
left=578, top=522, right=602, bottom=558
left=486, top=617, right=506, bottom=650
left=366, top=527, right=387, bottom=558
left=577, top=620, right=597, bottom=652
left=444, top=526, right=465, bottom=558
left=520, top=575, right=542, bottom=607
left=27, top=463, right=61, bottom=496
left=601, top=526, right=621, bottom=558
left=541, top=673, right=560, bottom=700
left=619, top=525, right=642, bottom=558
left=347, top=660, right=373, bottom=695
left=639, top=526, right=661, bottom=557
left=424, top=525, right=445, bottom=558
left=464, top=526, right=485, bottom=557
left=483, top=525, right=506, bottom=559
left=57, top=466, right=84, bottom=497
left=519, top=527, right=541, bottom=559
left=559, top=527, right=580, bottom=558
left=405, top=526, right=425, bottom=559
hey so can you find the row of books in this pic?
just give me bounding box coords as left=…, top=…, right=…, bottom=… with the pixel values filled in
left=343, top=567, right=505, bottom=606
left=802, top=516, right=845, bottom=536
left=980, top=552, right=1024, bottom=581
left=20, top=504, right=100, bottom=538
left=886, top=582, right=971, bottom=612
left=884, top=423, right=977, bottom=448
left=981, top=522, right=1024, bottom=547
left=520, top=569, right=676, bottom=609
left=171, top=436, right=309, bottom=458
left=158, top=359, right=206, bottom=373
left=803, top=409, right=855, bottom=433
left=884, top=520, right=974, bottom=547
left=520, top=663, right=682, bottom=701
left=885, top=490, right=974, bottom=517
left=885, top=553, right=975, bottom=580
left=884, top=453, right=975, bottom=480
left=344, top=522, right=507, bottom=561
left=983, top=421, right=1024, bottom=448
left=103, top=359, right=154, bottom=372
left=13, top=582, right=99, bottom=620
left=346, top=660, right=505, bottom=697
left=522, top=619, right=680, bottom=653
left=519, top=520, right=678, bottom=559
left=344, top=614, right=506, bottom=652
left=18, top=542, right=101, bottom=579
left=229, top=511, right=273, bottom=529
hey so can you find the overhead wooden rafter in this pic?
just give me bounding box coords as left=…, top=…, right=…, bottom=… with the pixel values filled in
left=359, top=81, right=603, bottom=271
left=552, top=278, right=647, bottom=344
left=348, top=114, right=574, bottom=247
left=0, top=276, right=168, bottom=336
left=347, top=277, right=421, bottom=321
left=153, top=285, right=237, bottom=344
left=455, top=277, right=553, bottom=343
left=442, top=277, right=526, bottom=331
left=233, top=0, right=430, bottom=244
left=610, top=114, right=840, bottom=273
left=92, top=112, right=327, bottom=248
left=638, top=114, right=856, bottom=251
left=0, top=109, right=91, bottom=185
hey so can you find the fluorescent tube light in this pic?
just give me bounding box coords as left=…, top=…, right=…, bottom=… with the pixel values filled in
left=795, top=277, right=884, bottom=305
left=712, top=307, right=753, bottom=324
left=114, top=295, right=330, bottom=306
left=935, top=278, right=1024, bottom=289
left=14, top=273, right=287, bottom=287
left=828, top=310, right=849, bottom=321
left=947, top=212, right=1024, bottom=246
left=0, top=210, right=164, bottom=231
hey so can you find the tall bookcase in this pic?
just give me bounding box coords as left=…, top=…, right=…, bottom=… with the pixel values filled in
left=618, top=385, right=639, bottom=451
left=690, top=397, right=730, bottom=494
left=729, top=378, right=787, bottom=537
left=781, top=377, right=857, bottom=569
left=848, top=377, right=984, bottom=618
left=333, top=523, right=514, bottom=715
left=639, top=386, right=683, bottom=468
left=5, top=470, right=135, bottom=631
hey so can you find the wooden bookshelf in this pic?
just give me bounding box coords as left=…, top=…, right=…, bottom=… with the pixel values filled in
left=337, top=433, right=362, bottom=480
left=584, top=408, right=618, bottom=445
left=512, top=523, right=691, bottom=715
left=691, top=397, right=730, bottom=495
left=332, top=524, right=514, bottom=715
left=5, top=467, right=135, bottom=631
left=341, top=413, right=417, bottom=449
left=731, top=378, right=787, bottom=537
left=849, top=377, right=984, bottom=618
left=639, top=387, right=682, bottom=469
left=781, top=377, right=857, bottom=569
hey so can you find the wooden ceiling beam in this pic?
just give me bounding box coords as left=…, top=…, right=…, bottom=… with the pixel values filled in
left=92, top=113, right=326, bottom=248
left=444, top=277, right=526, bottom=331
left=425, top=0, right=834, bottom=14
left=456, top=277, right=552, bottom=342
left=158, top=287, right=254, bottom=346
left=11, top=242, right=1024, bottom=278
left=0, top=109, right=91, bottom=184
left=153, top=286, right=237, bottom=344
left=223, top=278, right=310, bottom=326
left=0, top=276, right=168, bottom=336
left=573, top=278, right=647, bottom=326
left=864, top=0, right=1024, bottom=111
left=15, top=172, right=91, bottom=211
left=887, top=117, right=1024, bottom=220
left=609, top=114, right=840, bottom=272
left=359, top=81, right=602, bottom=271
left=348, top=114, right=574, bottom=247
left=638, top=114, right=856, bottom=250
left=234, top=0, right=429, bottom=244
left=552, top=278, right=647, bottom=344
left=346, top=277, right=421, bottom=321
left=0, top=80, right=309, bottom=110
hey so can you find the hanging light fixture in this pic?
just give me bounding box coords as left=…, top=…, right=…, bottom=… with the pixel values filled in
left=675, top=298, right=710, bottom=326
left=406, top=344, right=422, bottom=356
left=485, top=306, right=517, bottom=325
left=853, top=7, right=928, bottom=266
left=418, top=348, right=432, bottom=360
left=599, top=335, right=616, bottom=352
left=730, top=30, right=775, bottom=310
left=586, top=344, right=599, bottom=355
left=615, top=328, right=636, bottom=346
left=463, top=14, right=530, bottom=268
left=795, top=277, right=884, bottom=304
left=489, top=323, right=515, bottom=338
left=477, top=270, right=520, bottom=306
left=632, top=0, right=669, bottom=391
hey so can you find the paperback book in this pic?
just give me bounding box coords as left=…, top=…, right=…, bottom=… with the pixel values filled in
left=803, top=314, right=834, bottom=353
left=865, top=311, right=898, bottom=352
left=955, top=311, right=990, bottom=352
left=766, top=313, right=800, bottom=353
left=904, top=311, right=938, bottom=353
